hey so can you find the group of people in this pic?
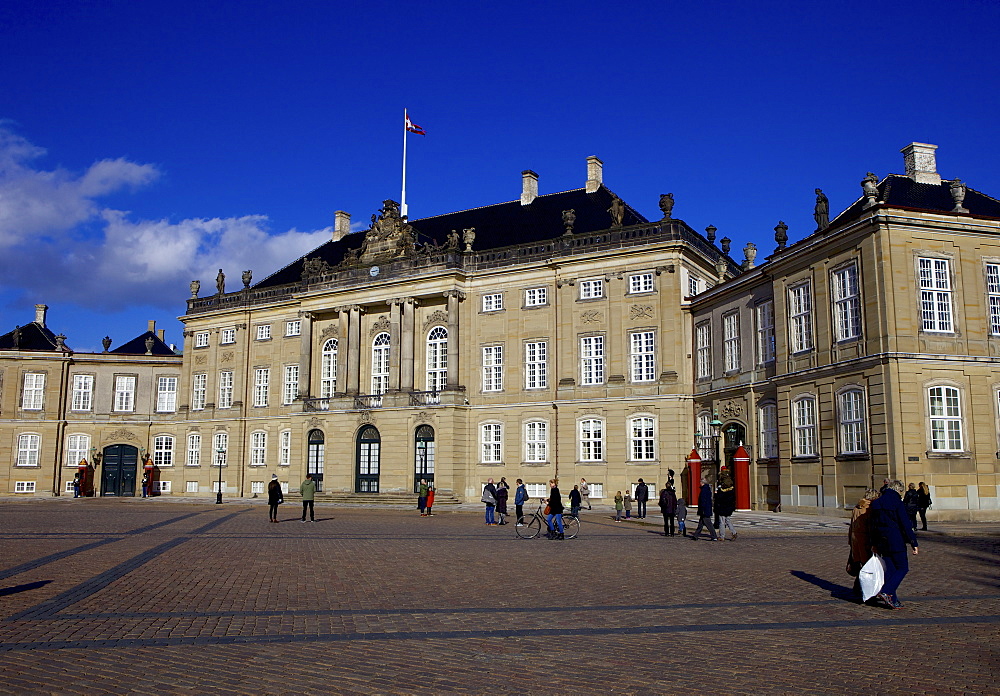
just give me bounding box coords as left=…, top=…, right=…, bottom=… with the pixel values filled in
left=481, top=477, right=571, bottom=538
left=847, top=479, right=921, bottom=609
left=266, top=473, right=321, bottom=523
left=902, top=482, right=933, bottom=531
left=612, top=478, right=651, bottom=521
left=417, top=479, right=436, bottom=516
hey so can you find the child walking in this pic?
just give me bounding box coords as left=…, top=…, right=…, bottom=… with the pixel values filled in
left=676, top=497, right=688, bottom=537
left=615, top=491, right=624, bottom=521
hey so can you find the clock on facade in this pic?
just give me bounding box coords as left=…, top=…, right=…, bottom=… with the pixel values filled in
left=369, top=266, right=380, bottom=277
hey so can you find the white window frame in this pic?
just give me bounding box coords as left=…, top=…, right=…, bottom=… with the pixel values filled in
left=251, top=481, right=265, bottom=495
left=629, top=272, right=654, bottom=294
left=113, top=375, right=136, bottom=412
left=792, top=397, right=818, bottom=457
left=481, top=423, right=502, bottom=463
left=218, top=371, right=233, bottom=409
left=525, top=341, right=547, bottom=389
left=256, top=324, right=271, bottom=341
left=192, top=373, right=207, bottom=411
left=426, top=327, right=448, bottom=393
left=321, top=338, right=338, bottom=398
left=279, top=430, right=291, bottom=467
left=482, top=345, right=504, bottom=392
left=695, top=323, right=711, bottom=379
left=71, top=374, right=94, bottom=411
left=755, top=301, right=775, bottom=365
left=16, top=433, right=41, bottom=467
left=194, top=331, right=209, bottom=348
left=788, top=282, right=814, bottom=353
left=153, top=481, right=171, bottom=493
left=629, top=416, right=656, bottom=461
left=22, top=372, right=45, bottom=410
left=524, top=421, right=548, bottom=463
left=579, top=418, right=604, bottom=462
left=832, top=264, right=862, bottom=341
left=253, top=368, right=269, bottom=407
left=65, top=434, right=90, bottom=467
left=186, top=481, right=199, bottom=493
left=688, top=273, right=702, bottom=298
left=580, top=335, right=605, bottom=385
left=283, top=365, right=299, bottom=405
left=759, top=403, right=778, bottom=459
left=919, top=257, right=953, bottom=332
left=186, top=433, right=201, bottom=467
left=928, top=385, right=963, bottom=452
left=14, top=481, right=36, bottom=493
left=157, top=376, right=178, bottom=412
left=526, top=483, right=547, bottom=498
left=220, top=328, right=236, bottom=344
left=986, top=263, right=1000, bottom=335
left=371, top=332, right=390, bottom=396
left=525, top=287, right=547, bottom=307
left=213, top=432, right=228, bottom=467
left=838, top=388, right=868, bottom=455
left=482, top=293, right=503, bottom=312
left=580, top=278, right=604, bottom=300
left=696, top=411, right=713, bottom=461
left=250, top=431, right=267, bottom=467
left=153, top=435, right=174, bottom=467
left=285, top=320, right=301, bottom=337
left=723, top=311, right=740, bottom=373
left=589, top=483, right=605, bottom=499
left=630, top=331, right=656, bottom=382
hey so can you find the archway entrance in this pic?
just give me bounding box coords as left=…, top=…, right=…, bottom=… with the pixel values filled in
left=101, top=444, right=138, bottom=496
left=414, top=425, right=435, bottom=492
left=356, top=426, right=380, bottom=493
left=307, top=429, right=325, bottom=492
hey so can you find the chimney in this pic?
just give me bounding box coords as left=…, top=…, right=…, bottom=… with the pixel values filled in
left=34, top=304, right=48, bottom=328
left=586, top=156, right=603, bottom=193
left=521, top=170, right=538, bottom=205
left=147, top=320, right=156, bottom=334
left=333, top=211, right=351, bottom=242
left=901, top=142, right=941, bottom=185
left=157, top=329, right=165, bottom=342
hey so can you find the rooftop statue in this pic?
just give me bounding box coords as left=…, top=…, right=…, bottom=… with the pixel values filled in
left=216, top=269, right=225, bottom=295
left=608, top=196, right=625, bottom=227
left=813, top=188, right=830, bottom=231
left=659, top=193, right=674, bottom=220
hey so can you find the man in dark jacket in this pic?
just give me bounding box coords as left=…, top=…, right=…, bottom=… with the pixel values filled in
left=903, top=483, right=920, bottom=531
left=635, top=479, right=649, bottom=518
left=869, top=480, right=919, bottom=608
left=690, top=477, right=718, bottom=541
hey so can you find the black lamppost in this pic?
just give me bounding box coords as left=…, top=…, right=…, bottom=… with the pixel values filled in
left=709, top=413, right=724, bottom=482
left=216, top=446, right=226, bottom=504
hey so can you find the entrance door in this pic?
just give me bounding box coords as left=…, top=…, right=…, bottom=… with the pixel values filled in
left=723, top=423, right=747, bottom=469
left=414, top=425, right=435, bottom=492
left=356, top=426, right=380, bottom=493
left=101, top=444, right=138, bottom=496
left=307, top=429, right=325, bottom=492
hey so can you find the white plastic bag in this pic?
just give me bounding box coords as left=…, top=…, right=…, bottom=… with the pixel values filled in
left=859, top=554, right=885, bottom=601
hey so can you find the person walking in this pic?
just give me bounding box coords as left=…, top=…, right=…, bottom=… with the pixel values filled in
left=676, top=496, right=688, bottom=537
left=623, top=491, right=633, bottom=519
left=482, top=478, right=497, bottom=525
left=917, top=482, right=932, bottom=531
left=691, top=477, right=719, bottom=541
left=847, top=489, right=879, bottom=598
left=267, top=474, right=283, bottom=523
left=658, top=485, right=678, bottom=536
left=546, top=479, right=565, bottom=540
left=300, top=473, right=317, bottom=522
left=716, top=472, right=738, bottom=541
left=514, top=479, right=528, bottom=526
left=425, top=483, right=436, bottom=516
left=614, top=491, right=624, bottom=521
left=580, top=478, right=592, bottom=510
left=903, top=483, right=920, bottom=531
left=569, top=485, right=582, bottom=518
left=870, top=480, right=920, bottom=608
left=418, top=479, right=429, bottom=516
left=495, top=483, right=509, bottom=525
left=635, top=479, right=649, bottom=518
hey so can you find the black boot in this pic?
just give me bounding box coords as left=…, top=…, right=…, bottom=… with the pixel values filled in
left=557, top=533, right=565, bottom=540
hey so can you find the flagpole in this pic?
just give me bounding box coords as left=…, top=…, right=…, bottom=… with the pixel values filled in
left=401, top=108, right=408, bottom=219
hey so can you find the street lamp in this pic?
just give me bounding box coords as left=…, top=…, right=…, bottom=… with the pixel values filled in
left=215, top=446, right=226, bottom=504
left=710, top=413, right=724, bottom=481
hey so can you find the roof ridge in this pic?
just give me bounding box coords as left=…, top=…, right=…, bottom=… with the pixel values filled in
left=411, top=187, right=590, bottom=223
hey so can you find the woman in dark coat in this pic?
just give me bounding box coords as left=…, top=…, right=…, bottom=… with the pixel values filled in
left=658, top=486, right=678, bottom=537
left=870, top=480, right=919, bottom=608
left=917, top=482, right=932, bottom=531
left=903, top=483, right=920, bottom=531
left=267, top=475, right=283, bottom=523
left=495, top=484, right=509, bottom=525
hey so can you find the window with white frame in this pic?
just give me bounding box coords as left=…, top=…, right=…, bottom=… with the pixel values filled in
left=755, top=301, right=775, bottom=365
left=723, top=311, right=740, bottom=372
left=759, top=403, right=778, bottom=459
left=371, top=332, right=390, bottom=395
left=919, top=257, right=953, bottom=332
left=482, top=345, right=504, bottom=391
left=212, top=480, right=226, bottom=494
left=253, top=368, right=269, bottom=407
left=220, top=328, right=235, bottom=344
left=65, top=434, right=90, bottom=467
left=250, top=431, right=267, bottom=466
left=251, top=481, right=265, bottom=495
left=580, top=278, right=604, bottom=299
left=286, top=320, right=301, bottom=336
left=579, top=419, right=604, bottom=461
left=192, top=373, right=207, bottom=410
left=928, top=386, right=963, bottom=452
left=65, top=480, right=76, bottom=493
left=71, top=374, right=93, bottom=411
left=525, top=341, right=547, bottom=389
left=481, top=423, right=502, bottom=463
left=788, top=283, right=814, bottom=353
left=986, top=263, right=1000, bottom=335
left=580, top=336, right=605, bottom=385
left=426, top=327, right=448, bottom=392
left=22, top=373, right=45, bottom=410
left=153, top=435, right=174, bottom=467
left=256, top=324, right=271, bottom=341
left=629, top=272, right=654, bottom=294
left=14, top=481, right=36, bottom=493
left=688, top=273, right=702, bottom=298
left=832, top=264, right=862, bottom=341
left=525, top=287, right=547, bottom=306
left=630, top=331, right=655, bottom=382
left=526, top=483, right=547, bottom=498
left=588, top=482, right=605, bottom=499
left=524, top=421, right=548, bottom=462
left=218, top=371, right=233, bottom=409
left=194, top=331, right=209, bottom=348
left=321, top=338, right=338, bottom=397
left=213, top=432, right=228, bottom=466
left=153, top=481, right=171, bottom=493
left=696, top=412, right=713, bottom=461
left=157, top=376, right=178, bottom=412
left=838, top=389, right=867, bottom=455
left=629, top=416, right=656, bottom=461
left=695, top=323, right=711, bottom=379
left=792, top=397, right=817, bottom=457
left=16, top=433, right=40, bottom=467
left=279, top=430, right=291, bottom=466
left=283, top=365, right=299, bottom=404
left=113, top=375, right=136, bottom=412
left=186, top=481, right=199, bottom=493
left=482, top=293, right=503, bottom=312
left=186, top=433, right=201, bottom=467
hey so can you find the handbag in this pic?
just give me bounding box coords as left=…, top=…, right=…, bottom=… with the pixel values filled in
left=543, top=504, right=551, bottom=515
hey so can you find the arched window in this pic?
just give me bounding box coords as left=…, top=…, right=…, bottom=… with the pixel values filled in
left=308, top=429, right=325, bottom=490
left=414, top=425, right=435, bottom=490
left=371, top=332, right=390, bottom=395
left=426, top=326, right=448, bottom=393
left=321, top=338, right=338, bottom=398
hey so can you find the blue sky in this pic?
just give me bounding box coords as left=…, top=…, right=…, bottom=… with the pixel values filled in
left=2, top=0, right=998, bottom=351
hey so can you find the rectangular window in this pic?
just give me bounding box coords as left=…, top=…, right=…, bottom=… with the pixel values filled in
left=22, top=373, right=45, bottom=410
left=256, top=324, right=271, bottom=340
left=186, top=481, right=199, bottom=493
left=629, top=417, right=655, bottom=461
left=525, top=421, right=548, bottom=462
left=218, top=371, right=234, bottom=409
left=186, top=433, right=201, bottom=467
left=526, top=483, right=547, bottom=498
left=285, top=320, right=301, bottom=336
left=482, top=346, right=504, bottom=392
left=688, top=274, right=702, bottom=298
left=254, top=368, right=269, bottom=407
left=928, top=386, right=963, bottom=451
left=482, top=293, right=503, bottom=312
left=481, top=423, right=502, bottom=463
left=279, top=430, right=291, bottom=466
left=695, top=323, right=711, bottom=379
left=579, top=419, right=604, bottom=461
left=250, top=431, right=267, bottom=466
left=630, top=331, right=655, bottom=382
left=212, top=480, right=226, bottom=494
left=194, top=331, right=209, bottom=348
left=14, top=481, right=36, bottom=493
left=525, top=287, right=547, bottom=306
left=696, top=412, right=713, bottom=461
left=220, top=328, right=236, bottom=344
left=793, top=398, right=817, bottom=457
left=191, top=373, right=207, bottom=411
left=755, top=301, right=775, bottom=365
left=66, top=434, right=90, bottom=467
left=71, top=374, right=93, bottom=411
left=283, top=365, right=299, bottom=404
left=919, top=258, right=953, bottom=332
left=213, top=432, right=228, bottom=466
left=16, top=433, right=41, bottom=467
left=153, top=481, right=171, bottom=493
left=153, top=435, right=174, bottom=467
left=986, top=263, right=1000, bottom=335
left=832, top=264, right=862, bottom=341
left=723, top=311, right=740, bottom=372
left=589, top=483, right=604, bottom=499
left=759, top=404, right=778, bottom=459
left=580, top=336, right=605, bottom=385
left=629, top=272, right=654, bottom=294
left=839, top=390, right=867, bottom=454
left=580, top=279, right=604, bottom=299
left=525, top=341, right=547, bottom=389
left=113, top=375, right=136, bottom=412
left=156, top=376, right=178, bottom=412
left=251, top=481, right=265, bottom=495
left=788, top=283, right=814, bottom=353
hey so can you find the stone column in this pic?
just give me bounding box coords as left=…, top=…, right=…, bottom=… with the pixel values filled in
left=444, top=290, right=465, bottom=389
left=298, top=311, right=313, bottom=399
left=348, top=305, right=363, bottom=395
left=401, top=297, right=417, bottom=392
left=337, top=308, right=349, bottom=396
left=388, top=298, right=402, bottom=393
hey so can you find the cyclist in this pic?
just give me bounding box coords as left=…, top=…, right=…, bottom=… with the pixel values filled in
left=546, top=479, right=565, bottom=540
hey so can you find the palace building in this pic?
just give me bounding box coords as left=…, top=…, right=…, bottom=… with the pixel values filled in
left=2, top=145, right=998, bottom=520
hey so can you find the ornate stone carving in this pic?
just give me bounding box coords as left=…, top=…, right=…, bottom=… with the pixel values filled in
left=462, top=227, right=476, bottom=252
left=195, top=354, right=207, bottom=365
left=774, top=221, right=788, bottom=252
left=307, top=417, right=324, bottom=430
left=360, top=200, right=418, bottom=264
left=216, top=269, right=225, bottom=295
left=190, top=280, right=200, bottom=298
left=442, top=290, right=466, bottom=301
left=743, top=242, right=757, bottom=270
left=319, top=325, right=339, bottom=340
left=221, top=351, right=234, bottom=363
left=862, top=172, right=879, bottom=208
left=242, top=270, right=252, bottom=288
left=950, top=179, right=969, bottom=213
left=720, top=237, right=731, bottom=255
left=446, top=230, right=460, bottom=250
left=581, top=310, right=603, bottom=324
left=630, top=304, right=654, bottom=320
left=814, top=188, right=830, bottom=231
left=369, top=316, right=391, bottom=337
left=358, top=411, right=376, bottom=425
left=720, top=400, right=744, bottom=418
left=415, top=410, right=435, bottom=424
left=101, top=336, right=112, bottom=353
left=302, top=256, right=335, bottom=280
left=423, top=310, right=449, bottom=332
left=659, top=193, right=674, bottom=220
left=106, top=428, right=137, bottom=442
left=562, top=209, right=576, bottom=235
left=608, top=196, right=624, bottom=227
left=705, top=225, right=717, bottom=244
left=144, top=336, right=155, bottom=355
left=629, top=405, right=653, bottom=414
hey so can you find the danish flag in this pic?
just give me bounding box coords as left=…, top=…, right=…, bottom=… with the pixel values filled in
left=405, top=111, right=426, bottom=135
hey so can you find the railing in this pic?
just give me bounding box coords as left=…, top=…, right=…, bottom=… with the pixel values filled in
left=302, top=397, right=331, bottom=412
left=409, top=390, right=441, bottom=406
left=354, top=394, right=383, bottom=409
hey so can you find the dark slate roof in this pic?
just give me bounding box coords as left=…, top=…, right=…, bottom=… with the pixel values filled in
left=255, top=185, right=647, bottom=288
left=109, top=331, right=177, bottom=356
left=0, top=322, right=65, bottom=351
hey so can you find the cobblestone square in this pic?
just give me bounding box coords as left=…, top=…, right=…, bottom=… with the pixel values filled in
left=1, top=499, right=997, bottom=695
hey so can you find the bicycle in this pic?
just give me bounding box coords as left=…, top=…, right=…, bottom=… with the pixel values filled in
left=514, top=501, right=580, bottom=539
